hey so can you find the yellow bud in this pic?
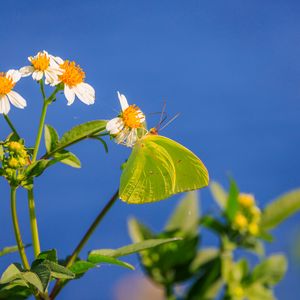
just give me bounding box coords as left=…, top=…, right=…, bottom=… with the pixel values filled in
left=238, top=193, right=255, bottom=208
left=250, top=206, right=261, bottom=222
left=234, top=213, right=248, bottom=229
left=8, top=141, right=23, bottom=153
left=18, top=157, right=27, bottom=167
left=232, top=286, right=244, bottom=297
left=8, top=157, right=19, bottom=169
left=248, top=223, right=259, bottom=235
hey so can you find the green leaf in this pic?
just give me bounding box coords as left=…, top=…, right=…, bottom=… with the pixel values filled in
left=89, top=238, right=180, bottom=258
left=210, top=181, right=227, bottom=209
left=25, top=160, right=52, bottom=178
left=226, top=179, right=239, bottom=221
left=0, top=246, right=30, bottom=258
left=37, top=249, right=57, bottom=262
left=128, top=218, right=155, bottom=243
left=246, top=283, right=275, bottom=300
left=30, top=264, right=50, bottom=292
left=53, top=150, right=81, bottom=168
left=190, top=248, right=219, bottom=273
left=46, top=261, right=75, bottom=279
left=69, top=260, right=95, bottom=276
left=251, top=254, right=287, bottom=286
left=165, top=191, right=199, bottom=235
left=186, top=258, right=222, bottom=300
left=21, top=272, right=44, bottom=293
left=44, top=124, right=59, bottom=153
left=0, top=264, right=23, bottom=284
left=0, top=281, right=31, bottom=300
left=53, top=120, right=107, bottom=154
left=87, top=255, right=134, bottom=270
left=261, top=189, right=300, bottom=230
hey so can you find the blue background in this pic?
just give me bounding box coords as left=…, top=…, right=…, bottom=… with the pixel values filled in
left=1, top=0, right=300, bottom=299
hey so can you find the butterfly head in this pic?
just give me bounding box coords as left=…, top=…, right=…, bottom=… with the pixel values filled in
left=149, top=127, right=159, bottom=135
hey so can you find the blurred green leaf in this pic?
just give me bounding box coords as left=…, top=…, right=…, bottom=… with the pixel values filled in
left=165, top=191, right=199, bottom=235
left=44, top=124, right=59, bottom=153
left=128, top=218, right=155, bottom=243
left=89, top=238, right=180, bottom=259
left=246, top=283, right=276, bottom=300
left=261, top=189, right=300, bottom=230
left=186, top=258, right=222, bottom=300
left=69, top=260, right=95, bottom=276
left=0, top=246, right=30, bottom=258
left=87, top=254, right=134, bottom=270
left=226, top=179, right=239, bottom=221
left=190, top=248, right=219, bottom=273
left=210, top=181, right=227, bottom=209
left=0, top=281, right=30, bottom=300
left=251, top=254, right=287, bottom=286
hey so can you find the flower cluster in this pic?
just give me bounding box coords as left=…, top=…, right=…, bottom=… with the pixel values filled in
left=0, top=50, right=96, bottom=115
left=233, top=193, right=261, bottom=236
left=0, top=140, right=30, bottom=185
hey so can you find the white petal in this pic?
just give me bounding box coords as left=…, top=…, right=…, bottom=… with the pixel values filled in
left=126, top=129, right=138, bottom=147
left=106, top=117, right=124, bottom=134
left=32, top=71, right=40, bottom=81
left=7, top=91, right=27, bottom=109
left=6, top=69, right=21, bottom=83
left=19, top=66, right=34, bottom=77
left=50, top=55, right=64, bottom=66
left=44, top=69, right=59, bottom=85
left=117, top=91, right=129, bottom=111
left=0, top=95, right=11, bottom=114
left=64, top=85, right=76, bottom=105
left=36, top=71, right=43, bottom=81
left=74, top=83, right=95, bottom=105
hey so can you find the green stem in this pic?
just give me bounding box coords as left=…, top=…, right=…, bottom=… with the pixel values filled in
left=32, top=100, right=49, bottom=162
left=49, top=190, right=119, bottom=300
left=3, top=114, right=20, bottom=139
left=28, top=189, right=41, bottom=257
left=10, top=186, right=30, bottom=270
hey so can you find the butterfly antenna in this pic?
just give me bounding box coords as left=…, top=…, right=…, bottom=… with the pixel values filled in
left=157, top=101, right=167, bottom=130
left=160, top=113, right=180, bottom=131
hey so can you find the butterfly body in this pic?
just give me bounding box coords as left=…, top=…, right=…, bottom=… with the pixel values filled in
left=119, top=133, right=209, bottom=204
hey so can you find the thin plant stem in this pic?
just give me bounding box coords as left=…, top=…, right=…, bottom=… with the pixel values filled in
left=3, top=114, right=20, bottom=139
left=10, top=186, right=30, bottom=270
left=31, top=100, right=49, bottom=162
left=49, top=190, right=119, bottom=300
left=28, top=189, right=41, bottom=257
left=27, top=83, right=60, bottom=258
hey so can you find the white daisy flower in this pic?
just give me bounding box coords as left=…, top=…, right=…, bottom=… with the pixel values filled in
left=53, top=57, right=95, bottom=106
left=19, top=50, right=62, bottom=85
left=0, top=70, right=27, bottom=114
left=106, top=92, right=146, bottom=147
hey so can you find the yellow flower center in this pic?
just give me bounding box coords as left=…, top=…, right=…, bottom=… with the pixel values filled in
left=0, top=73, right=15, bottom=95
left=59, top=61, right=85, bottom=87
left=31, top=53, right=50, bottom=71
left=122, top=105, right=143, bottom=128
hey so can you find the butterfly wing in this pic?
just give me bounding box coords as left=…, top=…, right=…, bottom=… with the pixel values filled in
left=119, top=134, right=209, bottom=204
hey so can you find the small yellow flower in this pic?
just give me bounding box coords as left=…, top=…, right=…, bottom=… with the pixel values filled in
left=8, top=157, right=19, bottom=169
left=248, top=223, right=259, bottom=236
left=238, top=193, right=255, bottom=208
left=0, top=70, right=27, bottom=114
left=234, top=213, right=248, bottom=230
left=53, top=58, right=95, bottom=106
left=250, top=206, right=261, bottom=222
left=232, top=286, right=244, bottom=298
left=8, top=141, right=24, bottom=153
left=20, top=50, right=62, bottom=85
left=18, top=157, right=27, bottom=167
